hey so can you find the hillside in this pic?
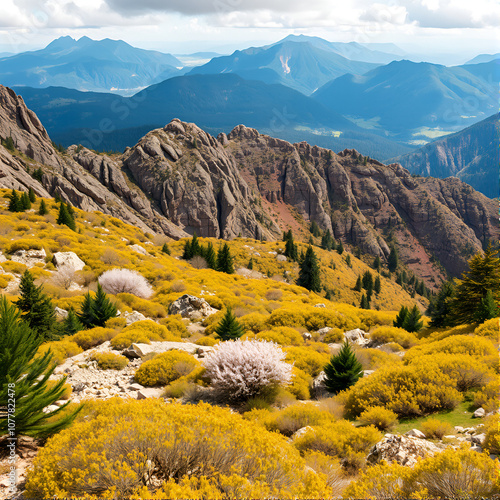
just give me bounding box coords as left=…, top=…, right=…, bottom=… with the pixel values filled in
left=0, top=85, right=497, bottom=285
left=394, top=113, right=499, bottom=199
left=0, top=36, right=184, bottom=95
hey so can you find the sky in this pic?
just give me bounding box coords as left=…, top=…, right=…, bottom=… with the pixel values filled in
left=0, top=0, right=498, bottom=63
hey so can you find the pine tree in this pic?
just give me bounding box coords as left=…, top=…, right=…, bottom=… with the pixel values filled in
left=451, top=244, right=500, bottom=325
left=8, top=189, right=21, bottom=212
left=354, top=275, right=362, bottom=291
left=374, top=275, right=381, bottom=295
left=57, top=202, right=76, bottom=231
left=161, top=243, right=171, bottom=255
left=38, top=199, right=48, bottom=216
left=321, top=230, right=334, bottom=251
left=3, top=136, right=15, bottom=151
left=31, top=167, right=43, bottom=182
left=215, top=308, right=244, bottom=341
left=388, top=246, right=398, bottom=272
left=475, top=290, right=499, bottom=323
left=373, top=256, right=381, bottom=272
left=297, top=246, right=321, bottom=292
left=336, top=240, right=344, bottom=255
left=247, top=257, right=254, bottom=270
left=360, top=293, right=369, bottom=309
left=204, top=242, right=217, bottom=269
left=190, top=232, right=200, bottom=257
left=402, top=305, right=424, bottom=333
left=217, top=243, right=234, bottom=274
left=0, top=297, right=81, bottom=437
left=323, top=340, right=364, bottom=394
left=345, top=254, right=352, bottom=267
left=62, top=308, right=84, bottom=336
left=310, top=221, right=321, bottom=237
left=20, top=192, right=31, bottom=210
left=28, top=187, right=36, bottom=203
left=182, top=239, right=193, bottom=260
left=362, top=271, right=374, bottom=292
left=90, top=284, right=117, bottom=327
left=393, top=305, right=409, bottom=328
left=77, top=292, right=95, bottom=328
left=284, top=231, right=298, bottom=261
left=16, top=270, right=56, bottom=341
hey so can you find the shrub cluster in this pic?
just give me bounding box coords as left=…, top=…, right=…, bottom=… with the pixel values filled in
left=91, top=352, right=129, bottom=370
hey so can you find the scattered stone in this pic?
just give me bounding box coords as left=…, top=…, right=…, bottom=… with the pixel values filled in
left=137, top=388, right=164, bottom=400
left=317, top=327, right=332, bottom=335
left=313, top=303, right=326, bottom=308
left=123, top=310, right=147, bottom=325
left=471, top=433, right=486, bottom=445
left=344, top=328, right=370, bottom=347
left=454, top=426, right=465, bottom=433
left=290, top=426, right=314, bottom=441
left=276, top=254, right=287, bottom=262
left=302, top=332, right=312, bottom=341
left=470, top=445, right=483, bottom=453
left=123, top=341, right=212, bottom=359
left=0, top=251, right=6, bottom=263
left=473, top=408, right=486, bottom=418
left=363, top=370, right=375, bottom=377
left=11, top=247, right=46, bottom=268
left=168, top=294, right=218, bottom=320
left=405, top=429, right=426, bottom=439
left=52, top=251, right=85, bottom=271
left=55, top=307, right=68, bottom=319
left=311, top=371, right=329, bottom=399
left=129, top=244, right=148, bottom=255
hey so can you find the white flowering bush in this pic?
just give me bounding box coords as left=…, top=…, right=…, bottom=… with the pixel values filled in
left=203, top=339, right=293, bottom=400
left=98, top=268, right=153, bottom=298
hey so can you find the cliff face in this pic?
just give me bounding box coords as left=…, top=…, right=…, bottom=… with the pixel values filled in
left=0, top=85, right=497, bottom=283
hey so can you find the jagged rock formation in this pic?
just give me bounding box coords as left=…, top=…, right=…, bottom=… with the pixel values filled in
left=0, top=85, right=497, bottom=282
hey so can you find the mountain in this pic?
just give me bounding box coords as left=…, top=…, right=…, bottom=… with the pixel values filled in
left=0, top=85, right=497, bottom=284
left=275, top=35, right=403, bottom=64
left=312, top=60, right=498, bottom=141
left=12, top=76, right=412, bottom=160
left=394, top=113, right=499, bottom=199
left=0, top=36, right=184, bottom=96
left=466, top=53, right=500, bottom=64
left=188, top=40, right=378, bottom=95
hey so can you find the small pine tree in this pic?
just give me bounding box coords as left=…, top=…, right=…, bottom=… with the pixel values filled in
left=310, top=221, right=321, bottom=237
left=247, top=257, right=254, bottom=270
left=20, top=191, right=31, bottom=210
left=321, top=230, right=334, bottom=251
left=336, top=240, right=344, bottom=255
left=402, top=305, right=424, bottom=333
left=345, top=254, right=352, bottom=267
left=62, top=308, right=84, bottom=336
left=3, top=136, right=15, bottom=151
left=77, top=292, right=95, bottom=328
left=354, top=275, right=362, bottom=292
left=215, top=308, right=244, bottom=341
left=57, top=202, right=76, bottom=231
left=8, top=189, right=21, bottom=212
left=475, top=289, right=499, bottom=323
left=204, top=242, right=217, bottom=270
left=388, top=246, right=398, bottom=272
left=323, top=340, right=364, bottom=394
left=16, top=270, right=56, bottom=341
left=297, top=246, right=321, bottom=293
left=54, top=192, right=62, bottom=203
left=28, top=187, right=36, bottom=203
left=90, top=284, right=117, bottom=327
left=161, top=243, right=171, bottom=255
left=360, top=293, right=369, bottom=309
left=182, top=239, right=193, bottom=260
left=374, top=275, right=381, bottom=294
left=284, top=231, right=298, bottom=261
left=217, top=243, right=234, bottom=274
left=31, top=167, right=43, bottom=182
left=362, top=271, right=374, bottom=292
left=38, top=199, right=48, bottom=216
left=190, top=232, right=200, bottom=257
left=0, top=297, right=81, bottom=437
left=393, top=305, right=409, bottom=328
left=373, top=256, right=381, bottom=272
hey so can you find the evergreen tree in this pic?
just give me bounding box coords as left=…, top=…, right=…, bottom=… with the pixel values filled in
left=16, top=270, right=56, bottom=341
left=323, top=340, right=364, bottom=394
left=354, top=275, right=362, bottom=292
left=321, top=230, right=334, bottom=251
left=475, top=290, right=499, bottom=323
left=388, top=246, right=398, bottom=272
left=402, top=305, right=424, bottom=333
left=362, top=271, right=374, bottom=292
left=336, top=240, right=344, bottom=255
left=8, top=189, right=21, bottom=212
left=190, top=232, right=200, bottom=257
left=247, top=257, right=254, bottom=270
left=57, top=202, right=76, bottom=231
left=216, top=243, right=234, bottom=274
left=28, top=187, right=36, bottom=203
left=204, top=242, right=217, bottom=270
left=310, top=221, right=321, bottom=237
left=62, top=308, right=84, bottom=336
left=182, top=239, right=193, bottom=260
left=373, top=256, right=381, bottom=272
left=31, top=167, right=43, bottom=182
left=20, top=192, right=31, bottom=210
left=451, top=244, right=500, bottom=325
left=345, top=254, right=352, bottom=267
left=374, top=275, right=381, bottom=295
left=0, top=297, right=81, bottom=437
left=38, top=199, right=48, bottom=216
left=161, top=243, right=171, bottom=255
left=284, top=231, right=298, bottom=261
left=297, top=246, right=321, bottom=292
left=393, top=305, right=409, bottom=328
left=3, top=136, right=15, bottom=151
left=77, top=292, right=95, bottom=328
left=77, top=285, right=117, bottom=328
left=360, top=293, right=369, bottom=309
left=215, top=308, right=244, bottom=341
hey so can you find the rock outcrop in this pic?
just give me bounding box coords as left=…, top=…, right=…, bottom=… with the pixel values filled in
left=168, top=294, right=219, bottom=320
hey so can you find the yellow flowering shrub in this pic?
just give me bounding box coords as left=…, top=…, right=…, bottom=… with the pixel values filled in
left=289, top=367, right=312, bottom=400
left=355, top=348, right=402, bottom=370
left=420, top=418, right=454, bottom=439
left=110, top=320, right=182, bottom=349
left=293, top=420, right=382, bottom=469
left=37, top=339, right=83, bottom=365
left=474, top=379, right=500, bottom=413
left=91, top=352, right=129, bottom=370
left=356, top=406, right=398, bottom=431
left=1, top=260, right=27, bottom=274
left=370, top=326, right=419, bottom=349
left=256, top=326, right=304, bottom=346
left=474, top=318, right=499, bottom=339
left=483, top=415, right=500, bottom=455
left=341, top=364, right=462, bottom=417
left=135, top=350, right=199, bottom=386
left=195, top=336, right=218, bottom=346
left=303, top=451, right=346, bottom=496
left=4, top=238, right=42, bottom=253
left=70, top=327, right=117, bottom=350
left=238, top=312, right=268, bottom=333
left=285, top=346, right=330, bottom=377
left=322, top=327, right=343, bottom=343
left=117, top=292, right=167, bottom=318
left=25, top=399, right=318, bottom=498
left=160, top=314, right=188, bottom=338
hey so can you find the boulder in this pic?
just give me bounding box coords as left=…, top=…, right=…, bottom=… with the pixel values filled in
left=367, top=434, right=442, bottom=467
left=405, top=429, right=426, bottom=439
left=311, top=371, right=329, bottom=399
left=123, top=341, right=212, bottom=359
left=168, top=294, right=218, bottom=320
left=472, top=433, right=486, bottom=445
left=129, top=244, right=148, bottom=255
left=290, top=426, right=314, bottom=441
left=11, top=247, right=46, bottom=268
left=55, top=307, right=68, bottom=319
left=344, top=328, right=370, bottom=347
left=317, top=327, right=332, bottom=335
left=137, top=387, right=164, bottom=400
left=52, top=251, right=85, bottom=271
left=313, top=303, right=326, bottom=308
left=473, top=408, right=486, bottom=418
left=276, top=254, right=287, bottom=262
left=302, top=332, right=312, bottom=341
left=123, top=310, right=147, bottom=325
left=0, top=251, right=6, bottom=263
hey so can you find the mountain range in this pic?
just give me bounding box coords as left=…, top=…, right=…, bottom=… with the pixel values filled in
left=395, top=113, right=499, bottom=199
left=0, top=36, right=184, bottom=95
left=0, top=85, right=497, bottom=286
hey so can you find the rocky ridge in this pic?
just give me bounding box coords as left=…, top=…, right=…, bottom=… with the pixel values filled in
left=0, top=85, right=497, bottom=281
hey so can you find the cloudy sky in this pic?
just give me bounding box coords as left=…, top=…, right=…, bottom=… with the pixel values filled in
left=0, top=0, right=498, bottom=62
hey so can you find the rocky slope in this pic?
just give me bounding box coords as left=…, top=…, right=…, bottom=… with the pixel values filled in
left=0, top=85, right=497, bottom=282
